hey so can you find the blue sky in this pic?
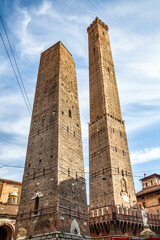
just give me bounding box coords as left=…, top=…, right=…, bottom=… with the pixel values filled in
left=0, top=0, right=160, bottom=202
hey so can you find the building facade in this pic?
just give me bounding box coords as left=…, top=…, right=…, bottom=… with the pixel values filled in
left=15, top=42, right=89, bottom=239
left=137, top=174, right=160, bottom=214
left=0, top=178, right=21, bottom=240
left=88, top=17, right=160, bottom=237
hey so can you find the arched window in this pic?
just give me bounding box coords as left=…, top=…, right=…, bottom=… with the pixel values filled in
left=122, top=178, right=127, bottom=193
left=69, top=109, right=72, bottom=118
left=34, top=196, right=39, bottom=214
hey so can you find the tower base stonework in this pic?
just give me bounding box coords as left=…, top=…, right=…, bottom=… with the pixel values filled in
left=17, top=231, right=91, bottom=240
left=89, top=205, right=160, bottom=237
left=15, top=41, right=89, bottom=238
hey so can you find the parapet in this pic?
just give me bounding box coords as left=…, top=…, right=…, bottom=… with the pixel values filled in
left=87, top=17, right=109, bottom=33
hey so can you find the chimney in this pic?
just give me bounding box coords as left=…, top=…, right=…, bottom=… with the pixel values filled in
left=144, top=173, right=146, bottom=178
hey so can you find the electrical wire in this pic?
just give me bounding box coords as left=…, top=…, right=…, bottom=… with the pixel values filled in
left=0, top=32, right=31, bottom=116
left=0, top=164, right=155, bottom=180
left=0, top=16, right=32, bottom=113
left=0, top=165, right=24, bottom=169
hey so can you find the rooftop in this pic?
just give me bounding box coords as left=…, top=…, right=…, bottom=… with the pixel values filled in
left=0, top=178, right=21, bottom=185
left=140, top=173, right=160, bottom=181
left=136, top=184, right=160, bottom=197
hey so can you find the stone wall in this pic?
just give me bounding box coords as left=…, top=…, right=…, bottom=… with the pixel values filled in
left=15, top=42, right=89, bottom=238
left=24, top=231, right=90, bottom=240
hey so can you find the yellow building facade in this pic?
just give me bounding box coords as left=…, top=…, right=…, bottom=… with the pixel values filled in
left=136, top=174, right=160, bottom=214
left=0, top=178, right=21, bottom=240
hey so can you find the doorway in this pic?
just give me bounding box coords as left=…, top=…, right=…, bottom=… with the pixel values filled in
left=0, top=224, right=13, bottom=240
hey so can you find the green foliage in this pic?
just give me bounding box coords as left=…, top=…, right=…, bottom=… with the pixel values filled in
left=81, top=234, right=86, bottom=238
left=60, top=230, right=66, bottom=236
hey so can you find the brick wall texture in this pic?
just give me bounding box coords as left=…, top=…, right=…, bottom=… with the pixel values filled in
left=15, top=42, right=89, bottom=238
left=88, top=17, right=137, bottom=210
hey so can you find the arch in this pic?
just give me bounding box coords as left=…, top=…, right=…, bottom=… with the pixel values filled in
left=104, top=222, right=110, bottom=234
left=134, top=223, right=138, bottom=235
left=90, top=224, right=94, bottom=234
left=120, top=221, right=125, bottom=234
left=0, top=223, right=14, bottom=240
left=94, top=223, right=99, bottom=235
left=139, top=224, right=142, bottom=234
left=91, top=224, right=95, bottom=234
left=70, top=219, right=80, bottom=234
left=128, top=222, right=131, bottom=232
left=121, top=178, right=127, bottom=193
left=100, top=222, right=104, bottom=232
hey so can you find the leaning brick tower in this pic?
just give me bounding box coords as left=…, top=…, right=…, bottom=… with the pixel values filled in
left=88, top=18, right=137, bottom=211
left=15, top=42, right=89, bottom=239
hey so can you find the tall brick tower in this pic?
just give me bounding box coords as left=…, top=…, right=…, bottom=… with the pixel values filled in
left=15, top=42, right=89, bottom=239
left=88, top=18, right=137, bottom=212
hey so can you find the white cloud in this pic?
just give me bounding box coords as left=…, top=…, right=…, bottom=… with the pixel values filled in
left=0, top=167, right=23, bottom=182
left=0, top=93, right=30, bottom=137
left=0, top=58, right=10, bottom=77
left=0, top=0, right=160, bottom=188
left=131, top=147, right=160, bottom=164
left=0, top=144, right=26, bottom=162
left=35, top=1, right=53, bottom=16
left=125, top=111, right=160, bottom=134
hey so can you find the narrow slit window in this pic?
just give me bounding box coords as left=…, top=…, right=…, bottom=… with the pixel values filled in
left=33, top=171, right=35, bottom=179
left=68, top=168, right=70, bottom=177
left=69, top=109, right=72, bottom=118
left=34, top=196, right=39, bottom=214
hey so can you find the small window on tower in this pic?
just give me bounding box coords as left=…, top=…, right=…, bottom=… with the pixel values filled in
left=69, top=109, right=72, bottom=118
left=93, top=48, right=95, bottom=55
left=34, top=196, right=39, bottom=214
left=107, top=67, right=110, bottom=73
left=68, top=168, right=70, bottom=177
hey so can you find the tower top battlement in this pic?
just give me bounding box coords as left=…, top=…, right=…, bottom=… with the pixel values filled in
left=87, top=17, right=108, bottom=33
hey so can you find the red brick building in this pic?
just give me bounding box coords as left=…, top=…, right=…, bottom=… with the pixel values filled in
left=88, top=17, right=160, bottom=238
left=136, top=174, right=160, bottom=214
left=0, top=178, right=21, bottom=240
